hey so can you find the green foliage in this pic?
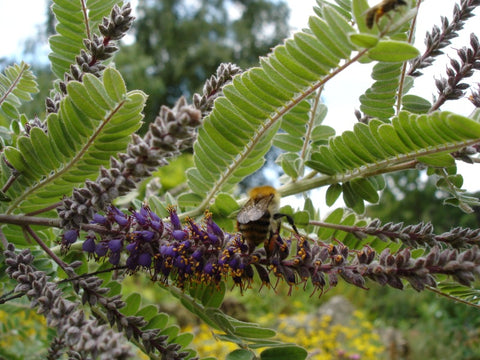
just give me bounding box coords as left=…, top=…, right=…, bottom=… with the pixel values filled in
left=1, top=68, right=146, bottom=217
left=118, top=0, right=290, bottom=123
left=49, top=0, right=120, bottom=78
left=0, top=62, right=38, bottom=140
left=367, top=171, right=480, bottom=233
left=166, top=282, right=296, bottom=352
left=2, top=0, right=480, bottom=359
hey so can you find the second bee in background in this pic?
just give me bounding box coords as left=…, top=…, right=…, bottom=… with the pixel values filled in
left=365, top=0, right=407, bottom=29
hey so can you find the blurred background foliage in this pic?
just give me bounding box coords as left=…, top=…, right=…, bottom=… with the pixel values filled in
left=27, top=0, right=291, bottom=129
left=3, top=0, right=480, bottom=358
left=367, top=170, right=480, bottom=232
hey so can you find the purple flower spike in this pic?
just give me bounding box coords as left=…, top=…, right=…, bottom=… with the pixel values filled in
left=132, top=209, right=147, bottom=225
left=206, top=216, right=223, bottom=238
left=160, top=245, right=176, bottom=257
left=207, top=233, right=219, bottom=246
left=126, top=242, right=137, bottom=252
left=203, top=262, right=214, bottom=275
left=150, top=220, right=163, bottom=233
left=180, top=240, right=191, bottom=249
left=148, top=209, right=160, bottom=222
left=191, top=248, right=204, bottom=261
left=136, top=230, right=155, bottom=242
left=126, top=256, right=137, bottom=270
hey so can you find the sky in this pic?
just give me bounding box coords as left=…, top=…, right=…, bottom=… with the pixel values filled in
left=0, top=0, right=479, bottom=193
left=0, top=0, right=317, bottom=62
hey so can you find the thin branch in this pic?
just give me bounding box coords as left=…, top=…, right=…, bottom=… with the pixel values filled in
left=0, top=214, right=62, bottom=227
left=0, top=227, right=7, bottom=249
left=279, top=158, right=419, bottom=198
left=407, top=0, right=480, bottom=77
left=25, top=201, right=62, bottom=216
left=24, top=226, right=70, bottom=273
left=396, top=0, right=422, bottom=113
left=1, top=172, right=20, bottom=194
left=0, top=291, right=25, bottom=304
left=426, top=285, right=480, bottom=309
left=80, top=0, right=91, bottom=40
left=57, top=265, right=128, bottom=284
left=300, top=86, right=323, bottom=174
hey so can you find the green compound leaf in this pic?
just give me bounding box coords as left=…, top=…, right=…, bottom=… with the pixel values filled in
left=122, top=292, right=141, bottom=315
left=188, top=1, right=361, bottom=210
left=402, top=94, right=432, bottom=114
left=233, top=326, right=276, bottom=339
left=306, top=111, right=480, bottom=213
left=307, top=111, right=480, bottom=179
left=1, top=68, right=146, bottom=216
left=0, top=62, right=39, bottom=126
left=367, top=40, right=420, bottom=62
left=48, top=0, right=120, bottom=78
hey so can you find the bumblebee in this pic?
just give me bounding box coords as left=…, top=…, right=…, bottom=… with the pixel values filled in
left=365, top=0, right=407, bottom=29
left=237, top=186, right=298, bottom=253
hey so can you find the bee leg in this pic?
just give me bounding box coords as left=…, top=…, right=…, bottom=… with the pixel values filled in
left=273, top=213, right=299, bottom=235
left=264, top=230, right=277, bottom=258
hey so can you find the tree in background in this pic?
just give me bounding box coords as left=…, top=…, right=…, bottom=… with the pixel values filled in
left=14, top=0, right=289, bottom=126
left=367, top=170, right=480, bottom=233
left=117, top=0, right=290, bottom=124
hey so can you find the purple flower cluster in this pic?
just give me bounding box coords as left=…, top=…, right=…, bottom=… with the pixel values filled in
left=78, top=206, right=241, bottom=288
left=70, top=205, right=480, bottom=294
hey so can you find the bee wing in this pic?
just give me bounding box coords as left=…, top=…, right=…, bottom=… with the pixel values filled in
left=237, top=196, right=273, bottom=223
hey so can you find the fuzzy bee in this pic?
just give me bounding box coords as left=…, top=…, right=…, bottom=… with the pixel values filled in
left=365, top=0, right=407, bottom=29
left=237, top=186, right=298, bottom=253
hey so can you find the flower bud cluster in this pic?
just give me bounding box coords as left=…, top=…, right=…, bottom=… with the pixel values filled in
left=58, top=96, right=202, bottom=229
left=193, top=63, right=242, bottom=114
left=408, top=0, right=480, bottom=77
left=360, top=246, right=480, bottom=291
left=24, top=116, right=48, bottom=136
left=46, top=3, right=134, bottom=114
left=434, top=33, right=480, bottom=108
left=80, top=206, right=234, bottom=289
left=350, top=219, right=480, bottom=249
left=99, top=4, right=134, bottom=41
left=5, top=241, right=195, bottom=359
left=73, top=207, right=480, bottom=295
left=3, top=243, right=133, bottom=360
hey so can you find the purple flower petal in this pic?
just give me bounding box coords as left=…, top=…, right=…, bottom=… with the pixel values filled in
left=108, top=239, right=123, bottom=252
left=138, top=253, right=152, bottom=267
left=172, top=230, right=187, bottom=241
left=63, top=229, right=79, bottom=244
left=82, top=237, right=96, bottom=253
